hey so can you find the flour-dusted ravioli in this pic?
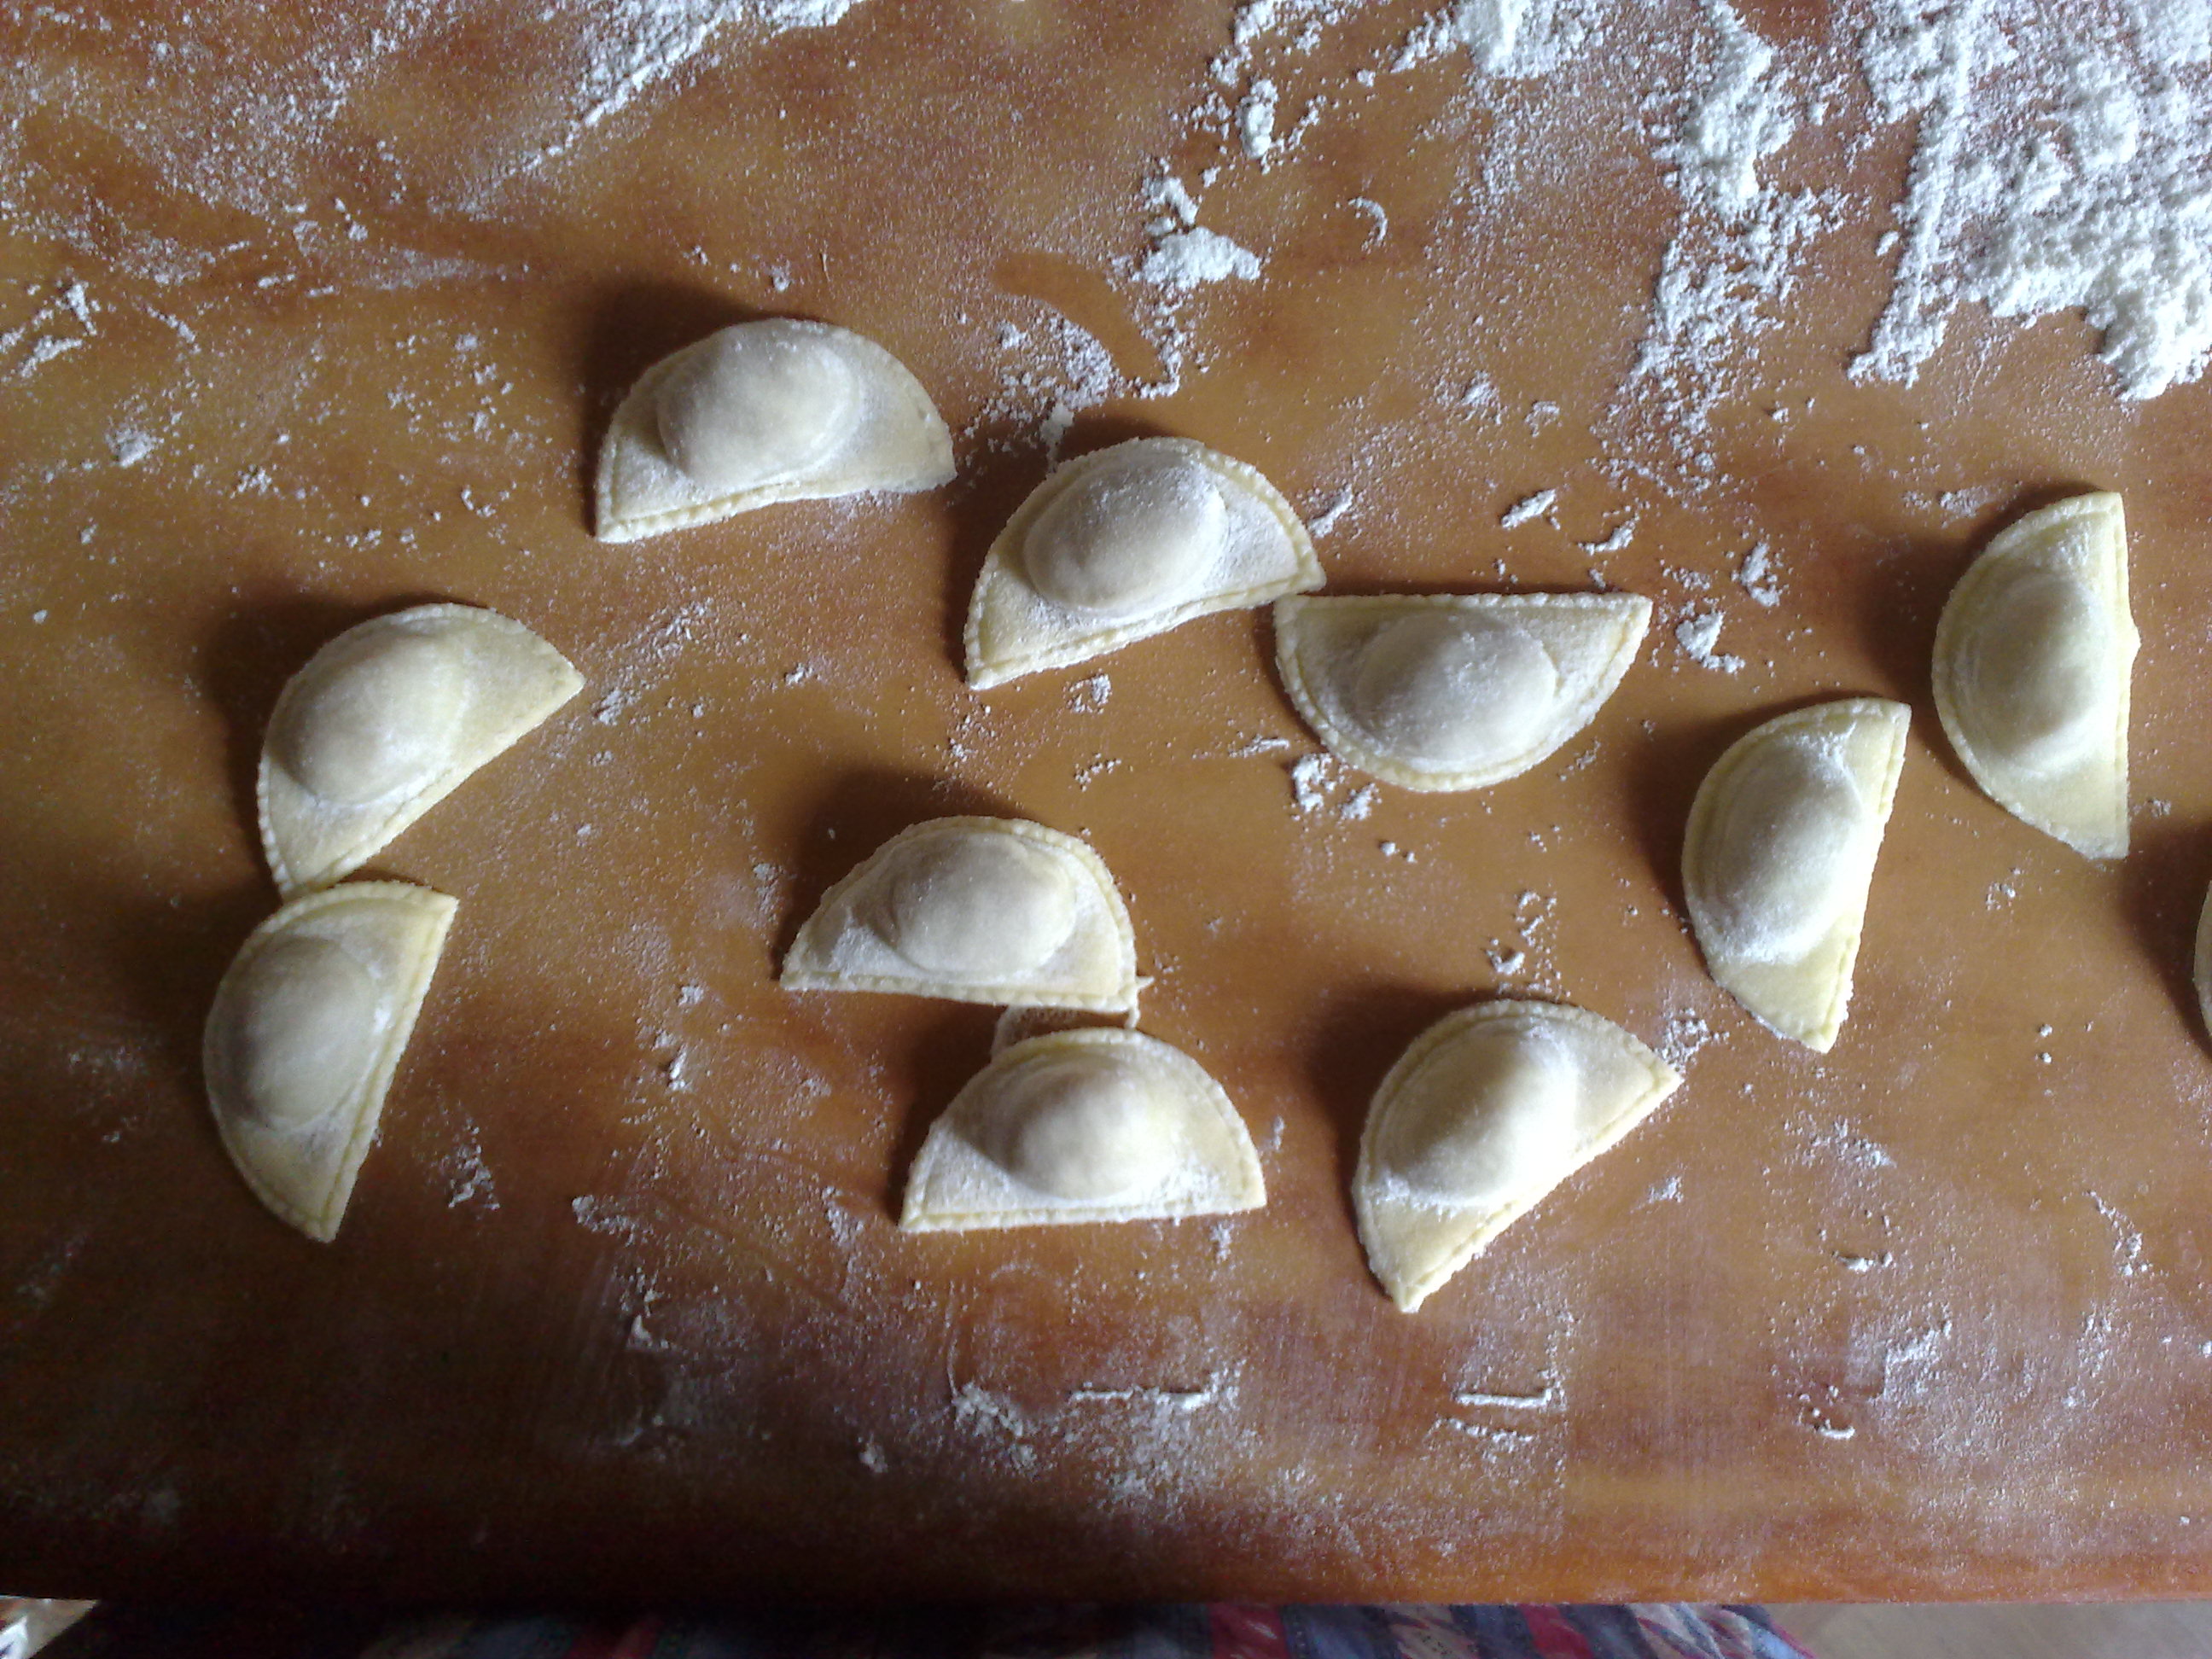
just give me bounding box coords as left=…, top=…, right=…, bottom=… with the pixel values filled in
left=1932, top=492, right=2135, bottom=859
left=1273, top=592, right=1650, bottom=790
left=781, top=817, right=1141, bottom=1013
left=1682, top=698, right=1910, bottom=1051
left=901, top=1028, right=1264, bottom=1231
left=259, top=604, right=583, bottom=898
left=203, top=882, right=457, bottom=1243
left=964, top=437, right=1323, bottom=689
left=1354, top=1000, right=1679, bottom=1313
left=595, top=318, right=953, bottom=542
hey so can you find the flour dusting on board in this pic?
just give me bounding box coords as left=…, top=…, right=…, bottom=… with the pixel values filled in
left=1856, top=0, right=2212, bottom=399
left=0, top=1, right=870, bottom=230
left=10, top=0, right=2212, bottom=1580
left=1768, top=1106, right=2197, bottom=1550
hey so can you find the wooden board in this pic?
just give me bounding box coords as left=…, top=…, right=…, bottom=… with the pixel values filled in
left=5, top=0, right=2212, bottom=1603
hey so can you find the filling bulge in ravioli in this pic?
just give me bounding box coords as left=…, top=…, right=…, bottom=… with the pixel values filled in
left=1023, top=447, right=1225, bottom=616
left=213, top=935, right=385, bottom=1132
left=876, top=832, right=1080, bottom=976
left=1376, top=1018, right=1576, bottom=1206
left=655, top=324, right=857, bottom=492
left=899, top=1028, right=1265, bottom=1230
left=985, top=1050, right=1176, bottom=1201
left=1956, top=564, right=2113, bottom=776
left=1695, top=736, right=1869, bottom=965
left=203, top=882, right=457, bottom=1243
left=274, top=628, right=468, bottom=806
left=1348, top=611, right=1561, bottom=770
left=1353, top=1000, right=1682, bottom=1312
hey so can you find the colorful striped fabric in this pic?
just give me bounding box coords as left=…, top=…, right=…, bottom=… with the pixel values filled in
left=354, top=1605, right=1814, bottom=1659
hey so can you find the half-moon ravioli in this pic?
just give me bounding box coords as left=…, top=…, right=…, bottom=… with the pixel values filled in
left=1353, top=1000, right=1679, bottom=1313
left=595, top=318, right=954, bottom=542
left=781, top=817, right=1141, bottom=1013
left=1273, top=592, right=1651, bottom=789
left=203, top=882, right=457, bottom=1242
left=1931, top=492, right=2135, bottom=859
left=1682, top=698, right=1910, bottom=1051
left=901, top=1028, right=1264, bottom=1230
left=259, top=604, right=583, bottom=897
left=964, top=437, right=1323, bottom=689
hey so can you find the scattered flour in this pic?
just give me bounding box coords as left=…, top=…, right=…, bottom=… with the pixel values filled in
left=1067, top=673, right=1112, bottom=713
left=1580, top=519, right=1636, bottom=556
left=1140, top=226, right=1265, bottom=290
left=1855, top=0, right=2212, bottom=399
left=105, top=426, right=157, bottom=468
left=1499, top=487, right=1557, bottom=528
left=1238, top=79, right=1281, bottom=159
left=1452, top=0, right=1614, bottom=78
left=440, top=1129, right=498, bottom=1211
left=1307, top=488, right=1355, bottom=536
left=0, top=2, right=873, bottom=227
left=1736, top=541, right=1782, bottom=605
left=1674, top=611, right=1746, bottom=672
left=1656, top=1009, right=1720, bottom=1072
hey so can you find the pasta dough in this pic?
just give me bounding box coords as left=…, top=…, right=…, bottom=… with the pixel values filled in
left=781, top=817, right=1141, bottom=1013
left=203, top=882, right=457, bottom=1242
left=964, top=438, right=1322, bottom=689
left=1273, top=592, right=1651, bottom=789
left=1931, top=492, right=2135, bottom=859
left=259, top=604, right=583, bottom=897
left=1682, top=698, right=1910, bottom=1051
left=594, top=318, right=954, bottom=542
left=901, top=1028, right=1265, bottom=1230
left=1353, top=1000, right=1679, bottom=1313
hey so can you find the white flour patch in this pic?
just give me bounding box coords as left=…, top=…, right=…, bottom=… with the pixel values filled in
left=1307, top=488, right=1355, bottom=536
left=966, top=305, right=1130, bottom=460
left=1795, top=1115, right=1898, bottom=1173
left=1289, top=752, right=1336, bottom=815
left=1674, top=611, right=1746, bottom=672
left=1500, top=487, right=1557, bottom=528
left=1067, top=673, right=1112, bottom=713
left=1855, top=0, right=2212, bottom=400
left=1656, top=1008, right=1720, bottom=1073
left=1140, top=226, right=1265, bottom=290
left=0, top=2, right=873, bottom=234
left=440, top=1126, right=498, bottom=1211
left=1238, top=79, right=1281, bottom=159
left=1580, top=519, right=1636, bottom=555
left=1736, top=540, right=1782, bottom=605
left=106, top=426, right=158, bottom=468
left=1452, top=0, right=1616, bottom=78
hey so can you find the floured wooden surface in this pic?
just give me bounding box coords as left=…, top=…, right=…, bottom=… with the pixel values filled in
left=4, top=0, right=2212, bottom=1603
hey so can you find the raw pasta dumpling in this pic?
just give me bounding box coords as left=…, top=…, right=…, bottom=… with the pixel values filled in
left=1273, top=592, right=1650, bottom=789
left=964, top=437, right=1322, bottom=689
left=203, top=882, right=457, bottom=1242
left=781, top=817, right=1141, bottom=1013
left=1931, top=492, right=2135, bottom=859
left=1682, top=698, right=1909, bottom=1051
left=259, top=604, right=583, bottom=897
left=901, top=1028, right=1264, bottom=1230
left=595, top=318, right=953, bottom=542
left=1353, top=1000, right=1679, bottom=1313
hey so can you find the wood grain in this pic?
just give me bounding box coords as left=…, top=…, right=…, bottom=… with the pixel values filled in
left=3, top=0, right=2211, bottom=1604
